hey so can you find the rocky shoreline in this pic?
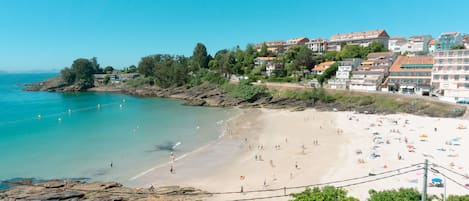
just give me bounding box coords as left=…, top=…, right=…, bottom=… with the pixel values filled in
left=22, top=76, right=467, bottom=118
left=0, top=179, right=208, bottom=201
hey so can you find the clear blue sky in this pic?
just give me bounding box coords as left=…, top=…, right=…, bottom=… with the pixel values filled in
left=0, top=0, right=468, bottom=72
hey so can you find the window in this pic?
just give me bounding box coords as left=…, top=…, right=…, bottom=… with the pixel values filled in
left=465, top=84, right=469, bottom=89
left=466, top=75, right=469, bottom=81
left=455, top=75, right=459, bottom=80
left=457, top=66, right=462, bottom=70
left=433, top=75, right=439, bottom=80
left=443, top=75, right=449, bottom=80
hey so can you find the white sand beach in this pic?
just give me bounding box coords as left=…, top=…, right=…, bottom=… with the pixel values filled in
left=128, top=108, right=469, bottom=200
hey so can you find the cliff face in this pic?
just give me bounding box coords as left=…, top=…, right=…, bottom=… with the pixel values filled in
left=0, top=180, right=209, bottom=201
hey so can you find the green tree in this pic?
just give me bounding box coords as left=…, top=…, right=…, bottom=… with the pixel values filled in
left=191, top=43, right=209, bottom=71
left=90, top=57, right=101, bottom=73
left=128, top=65, right=137, bottom=73
left=137, top=56, right=156, bottom=77
left=447, top=194, right=469, bottom=201
left=317, top=62, right=339, bottom=84
left=362, top=42, right=388, bottom=58
left=295, top=46, right=315, bottom=70
left=337, top=45, right=362, bottom=60
left=61, top=67, right=75, bottom=85
left=291, top=186, right=358, bottom=201
left=451, top=44, right=466, bottom=50
left=260, top=43, right=269, bottom=57
left=71, top=58, right=96, bottom=88
left=104, top=66, right=114, bottom=74
left=368, top=188, right=422, bottom=201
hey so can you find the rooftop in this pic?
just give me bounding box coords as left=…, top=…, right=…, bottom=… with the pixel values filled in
left=389, top=56, right=434, bottom=72
left=428, top=39, right=437, bottom=45
left=312, top=61, right=336, bottom=71
left=330, top=30, right=389, bottom=42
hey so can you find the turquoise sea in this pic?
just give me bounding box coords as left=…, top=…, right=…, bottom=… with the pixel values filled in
left=0, top=73, right=235, bottom=188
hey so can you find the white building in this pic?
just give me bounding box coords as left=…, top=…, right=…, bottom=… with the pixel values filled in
left=330, top=58, right=362, bottom=89
left=327, top=29, right=390, bottom=51
left=388, top=35, right=432, bottom=54
left=388, top=37, right=407, bottom=53
left=306, top=38, right=328, bottom=53
left=432, top=49, right=469, bottom=102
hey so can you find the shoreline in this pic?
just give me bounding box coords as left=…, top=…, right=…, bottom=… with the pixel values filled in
left=3, top=108, right=469, bottom=200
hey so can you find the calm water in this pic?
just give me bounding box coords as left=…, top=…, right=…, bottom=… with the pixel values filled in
left=0, top=73, right=235, bottom=187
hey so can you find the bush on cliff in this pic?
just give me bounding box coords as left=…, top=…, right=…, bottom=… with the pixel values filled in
left=222, top=80, right=268, bottom=102
left=291, top=186, right=358, bottom=201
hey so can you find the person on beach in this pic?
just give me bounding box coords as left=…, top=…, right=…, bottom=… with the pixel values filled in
left=110, top=161, right=113, bottom=168
left=295, top=161, right=299, bottom=169
left=170, top=164, right=174, bottom=174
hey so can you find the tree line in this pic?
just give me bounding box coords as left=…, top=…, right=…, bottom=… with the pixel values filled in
left=59, top=41, right=388, bottom=89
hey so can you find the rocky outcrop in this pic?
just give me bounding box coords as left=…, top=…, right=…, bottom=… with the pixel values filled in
left=0, top=180, right=209, bottom=201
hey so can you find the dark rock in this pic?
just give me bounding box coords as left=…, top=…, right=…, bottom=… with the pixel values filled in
left=26, top=191, right=85, bottom=200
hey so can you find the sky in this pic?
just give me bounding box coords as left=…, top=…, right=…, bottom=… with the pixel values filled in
left=0, top=0, right=468, bottom=72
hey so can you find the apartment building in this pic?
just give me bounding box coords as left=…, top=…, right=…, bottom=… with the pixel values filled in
left=327, top=29, right=390, bottom=51
left=349, top=52, right=397, bottom=91
left=436, top=32, right=463, bottom=51
left=306, top=38, right=328, bottom=53
left=388, top=56, right=433, bottom=95
left=256, top=40, right=286, bottom=54
left=432, top=49, right=469, bottom=101
left=329, top=58, right=361, bottom=89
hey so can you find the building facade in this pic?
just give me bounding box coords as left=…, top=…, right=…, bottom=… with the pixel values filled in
left=388, top=56, right=433, bottom=95
left=285, top=37, right=309, bottom=50
left=388, top=37, right=407, bottom=53
left=350, top=52, right=397, bottom=91
left=306, top=38, right=328, bottom=53
left=436, top=32, right=463, bottom=51
left=403, top=35, right=432, bottom=54
left=311, top=61, right=335, bottom=75
left=329, top=58, right=361, bottom=89
left=327, top=29, right=390, bottom=51
left=428, top=39, right=437, bottom=55
left=432, top=49, right=469, bottom=102
left=256, top=40, right=286, bottom=54
left=464, top=35, right=469, bottom=49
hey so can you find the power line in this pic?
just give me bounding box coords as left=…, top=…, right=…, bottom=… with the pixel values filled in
left=433, top=170, right=469, bottom=191
left=223, top=167, right=423, bottom=201
left=211, top=163, right=423, bottom=195
left=432, top=163, right=469, bottom=179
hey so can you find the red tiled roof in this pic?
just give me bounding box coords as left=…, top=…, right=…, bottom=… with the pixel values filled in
left=312, top=61, right=336, bottom=71
left=389, top=56, right=434, bottom=73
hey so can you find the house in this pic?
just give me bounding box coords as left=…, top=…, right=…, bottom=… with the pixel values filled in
left=388, top=37, right=407, bottom=53
left=285, top=37, right=309, bottom=50
left=329, top=58, right=361, bottom=89
left=327, top=29, right=390, bottom=51
left=388, top=35, right=432, bottom=54
left=311, top=61, right=336, bottom=75
left=93, top=73, right=139, bottom=85
left=403, top=35, right=432, bottom=54
left=387, top=56, right=434, bottom=95
left=436, top=32, right=463, bottom=51
left=428, top=39, right=437, bottom=55
left=463, top=35, right=469, bottom=49
left=254, top=57, right=275, bottom=66
left=256, top=40, right=286, bottom=54
left=306, top=38, right=328, bottom=53
left=432, top=49, right=469, bottom=102
left=254, top=57, right=283, bottom=76
left=350, top=52, right=397, bottom=91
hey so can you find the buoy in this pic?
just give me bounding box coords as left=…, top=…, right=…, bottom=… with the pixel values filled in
left=119, top=104, right=123, bottom=108
left=97, top=104, right=101, bottom=109
left=67, top=109, right=72, bottom=113
left=58, top=117, right=62, bottom=122
left=122, top=99, right=126, bottom=103
left=37, top=114, right=42, bottom=119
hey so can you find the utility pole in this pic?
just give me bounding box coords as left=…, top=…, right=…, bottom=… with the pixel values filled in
left=422, top=159, right=428, bottom=201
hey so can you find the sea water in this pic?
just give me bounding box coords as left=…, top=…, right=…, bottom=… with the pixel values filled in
left=0, top=73, right=235, bottom=188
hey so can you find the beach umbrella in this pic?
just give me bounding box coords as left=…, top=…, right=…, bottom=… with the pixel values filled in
left=420, top=134, right=428, bottom=138
left=452, top=138, right=460, bottom=142
left=406, top=145, right=415, bottom=149
left=432, top=178, right=442, bottom=183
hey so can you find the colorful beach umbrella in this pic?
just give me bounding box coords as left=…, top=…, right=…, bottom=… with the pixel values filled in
left=432, top=178, right=442, bottom=183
